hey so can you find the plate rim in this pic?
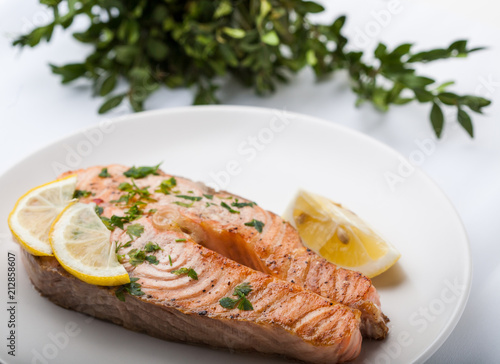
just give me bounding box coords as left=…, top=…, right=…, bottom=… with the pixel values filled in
left=0, top=105, right=472, bottom=364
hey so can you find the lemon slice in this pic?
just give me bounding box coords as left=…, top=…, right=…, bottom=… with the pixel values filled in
left=283, top=189, right=400, bottom=278
left=8, top=175, right=77, bottom=256
left=50, top=202, right=129, bottom=286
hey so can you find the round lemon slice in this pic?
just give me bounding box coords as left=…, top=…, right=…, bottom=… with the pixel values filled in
left=50, top=202, right=130, bottom=286
left=283, top=189, right=400, bottom=278
left=8, top=175, right=78, bottom=256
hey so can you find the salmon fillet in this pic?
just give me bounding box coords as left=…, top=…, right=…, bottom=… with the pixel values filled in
left=64, top=165, right=388, bottom=339
left=22, top=215, right=362, bottom=363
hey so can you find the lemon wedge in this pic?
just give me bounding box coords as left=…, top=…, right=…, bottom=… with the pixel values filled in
left=283, top=189, right=400, bottom=278
left=8, top=175, right=77, bottom=256
left=50, top=202, right=129, bottom=286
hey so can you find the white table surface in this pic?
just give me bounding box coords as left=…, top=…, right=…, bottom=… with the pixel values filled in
left=1, top=1, right=499, bottom=363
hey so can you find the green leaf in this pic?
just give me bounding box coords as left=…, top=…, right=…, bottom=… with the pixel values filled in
left=437, top=92, right=459, bottom=106
left=176, top=195, right=202, bottom=201
left=430, top=102, right=444, bottom=138
left=73, top=189, right=91, bottom=198
left=222, top=27, right=246, bottom=39
left=126, top=224, right=144, bottom=239
left=221, top=202, right=240, bottom=214
left=214, top=0, right=232, bottom=18
left=457, top=108, right=474, bottom=137
left=296, top=1, right=325, bottom=14
left=459, top=95, right=491, bottom=113
left=99, top=74, right=117, bottom=97
left=244, top=219, right=265, bottom=233
left=261, top=31, right=279, bottom=46
left=237, top=297, right=253, bottom=311
left=98, top=167, right=111, bottom=178
left=41, top=0, right=62, bottom=6
left=144, top=242, right=162, bottom=252
left=219, top=297, right=238, bottom=309
left=147, top=39, right=169, bottom=61
left=124, top=163, right=161, bottom=178
left=171, top=267, right=198, bottom=280
left=98, top=94, right=125, bottom=114
left=234, top=282, right=252, bottom=297
left=115, top=45, right=139, bottom=65
left=50, top=63, right=86, bottom=84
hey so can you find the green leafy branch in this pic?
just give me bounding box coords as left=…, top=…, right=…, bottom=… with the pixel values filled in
left=13, top=0, right=491, bottom=137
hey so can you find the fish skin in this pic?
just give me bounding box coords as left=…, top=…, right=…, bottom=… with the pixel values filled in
left=21, top=214, right=362, bottom=363
left=63, top=164, right=388, bottom=339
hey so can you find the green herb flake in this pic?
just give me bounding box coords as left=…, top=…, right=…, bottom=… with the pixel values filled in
left=155, top=177, right=177, bottom=195
left=145, top=255, right=159, bottom=265
left=175, top=238, right=186, bottom=242
left=144, top=242, right=162, bottom=252
left=115, top=240, right=132, bottom=253
left=244, top=219, right=265, bottom=233
left=173, top=201, right=194, bottom=208
left=203, top=194, right=213, bottom=200
left=115, top=277, right=144, bottom=302
left=231, top=199, right=256, bottom=208
left=73, top=190, right=92, bottom=199
left=219, top=282, right=253, bottom=311
left=126, top=223, right=144, bottom=239
left=221, top=202, right=240, bottom=214
left=176, top=195, right=202, bottom=201
left=124, top=163, right=161, bottom=179
left=168, top=255, right=173, bottom=266
left=98, top=167, right=111, bottom=178
left=171, top=267, right=198, bottom=280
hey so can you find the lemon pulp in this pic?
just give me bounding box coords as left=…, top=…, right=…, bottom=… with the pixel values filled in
left=284, top=189, right=400, bottom=277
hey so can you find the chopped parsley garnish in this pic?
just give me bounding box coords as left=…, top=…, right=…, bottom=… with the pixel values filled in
left=144, top=242, right=162, bottom=252
left=115, top=240, right=131, bottom=253
left=176, top=195, right=202, bottom=201
left=113, top=180, right=156, bottom=205
left=203, top=194, right=213, bottom=200
left=168, top=255, right=173, bottom=266
left=115, top=277, right=144, bottom=302
left=98, top=167, right=111, bottom=178
left=244, top=219, right=265, bottom=233
left=221, top=202, right=240, bottom=214
left=231, top=199, right=256, bottom=208
left=128, top=246, right=159, bottom=266
left=73, top=189, right=92, bottom=198
left=219, top=282, right=254, bottom=311
left=125, top=202, right=146, bottom=220
left=175, top=238, right=186, bottom=242
left=126, top=224, right=144, bottom=239
left=145, top=255, right=159, bottom=265
left=95, top=205, right=103, bottom=216
left=123, top=163, right=161, bottom=179
left=155, top=177, right=177, bottom=195
left=171, top=267, right=198, bottom=280
left=100, top=202, right=146, bottom=231
left=173, top=201, right=194, bottom=208
left=101, top=215, right=128, bottom=230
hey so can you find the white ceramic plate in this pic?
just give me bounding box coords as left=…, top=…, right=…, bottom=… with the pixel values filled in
left=0, top=106, right=471, bottom=364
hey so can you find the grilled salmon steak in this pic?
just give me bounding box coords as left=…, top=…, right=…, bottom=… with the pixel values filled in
left=61, top=164, right=389, bottom=340
left=22, top=212, right=362, bottom=363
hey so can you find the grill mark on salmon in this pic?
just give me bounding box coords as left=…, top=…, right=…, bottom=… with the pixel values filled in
left=63, top=164, right=388, bottom=339
left=22, top=215, right=363, bottom=363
